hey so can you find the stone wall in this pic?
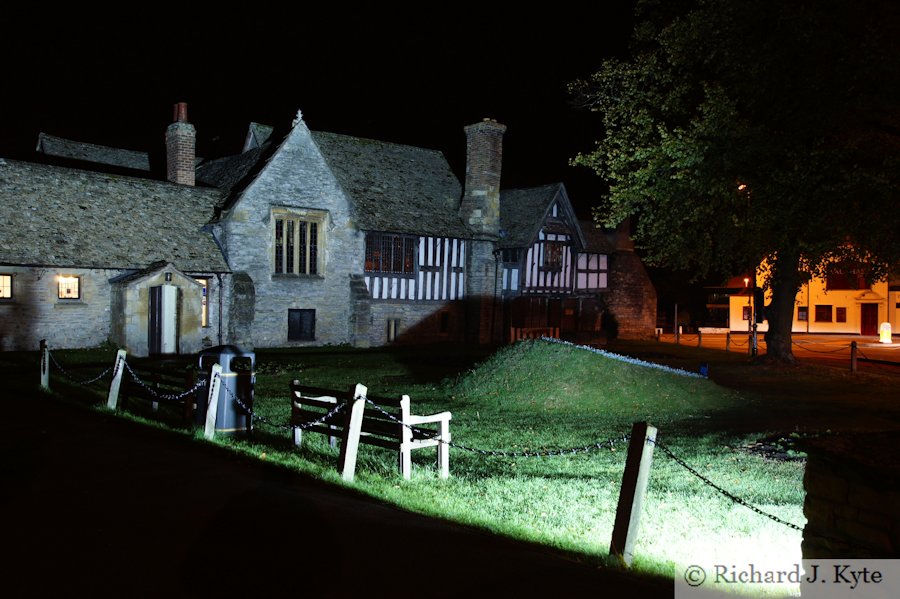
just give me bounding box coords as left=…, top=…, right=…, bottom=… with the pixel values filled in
left=802, top=433, right=900, bottom=558
left=368, top=301, right=466, bottom=346
left=0, top=266, right=115, bottom=351
left=219, top=118, right=361, bottom=348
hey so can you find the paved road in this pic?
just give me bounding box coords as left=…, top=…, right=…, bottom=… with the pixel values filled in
left=657, top=333, right=900, bottom=375
left=2, top=390, right=673, bottom=598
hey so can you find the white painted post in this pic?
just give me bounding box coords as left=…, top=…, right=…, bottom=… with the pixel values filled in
left=609, top=421, right=657, bottom=568
left=106, top=350, right=127, bottom=410
left=40, top=339, right=49, bottom=391
left=337, top=383, right=367, bottom=482
left=437, top=416, right=451, bottom=479
left=399, top=395, right=413, bottom=480
left=204, top=364, right=223, bottom=440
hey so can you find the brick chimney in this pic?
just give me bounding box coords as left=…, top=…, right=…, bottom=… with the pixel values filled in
left=165, top=102, right=195, bottom=186
left=460, top=118, right=506, bottom=239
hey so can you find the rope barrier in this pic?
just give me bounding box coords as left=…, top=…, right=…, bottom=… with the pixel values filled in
left=652, top=439, right=803, bottom=531
left=47, top=350, right=114, bottom=386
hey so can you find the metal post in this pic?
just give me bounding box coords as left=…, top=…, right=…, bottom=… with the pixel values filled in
left=850, top=341, right=857, bottom=373
left=726, top=332, right=731, bottom=352
left=697, top=330, right=702, bottom=348
left=675, top=326, right=681, bottom=345
left=609, top=421, right=657, bottom=568
left=39, top=339, right=49, bottom=391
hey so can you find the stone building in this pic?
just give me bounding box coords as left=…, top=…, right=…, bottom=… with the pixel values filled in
left=0, top=104, right=656, bottom=355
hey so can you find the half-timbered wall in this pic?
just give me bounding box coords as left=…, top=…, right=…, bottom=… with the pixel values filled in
left=365, top=235, right=466, bottom=301
left=575, top=253, right=608, bottom=290
left=521, top=230, right=573, bottom=293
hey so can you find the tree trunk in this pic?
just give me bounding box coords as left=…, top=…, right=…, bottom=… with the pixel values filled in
left=763, top=249, right=802, bottom=364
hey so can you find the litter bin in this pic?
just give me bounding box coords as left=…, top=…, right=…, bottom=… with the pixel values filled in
left=196, top=345, right=255, bottom=435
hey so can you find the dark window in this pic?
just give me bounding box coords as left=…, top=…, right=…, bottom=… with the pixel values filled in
left=815, top=305, right=832, bottom=322
left=826, top=270, right=867, bottom=290
left=365, top=233, right=416, bottom=274
left=288, top=309, right=315, bottom=341
left=541, top=241, right=564, bottom=271
left=835, top=307, right=847, bottom=323
left=274, top=214, right=321, bottom=275
left=439, top=311, right=450, bottom=334
left=797, top=306, right=808, bottom=322
left=501, top=249, right=520, bottom=263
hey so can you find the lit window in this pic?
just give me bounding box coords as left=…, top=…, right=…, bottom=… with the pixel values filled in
left=0, top=274, right=11, bottom=299
left=815, top=305, right=832, bottom=322
left=742, top=306, right=751, bottom=320
left=365, top=233, right=416, bottom=275
left=274, top=211, right=324, bottom=275
left=386, top=318, right=400, bottom=342
left=58, top=275, right=80, bottom=299
left=194, top=278, right=209, bottom=327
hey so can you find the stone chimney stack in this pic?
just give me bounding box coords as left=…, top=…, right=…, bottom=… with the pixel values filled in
left=166, top=102, right=196, bottom=186
left=460, top=118, right=506, bottom=238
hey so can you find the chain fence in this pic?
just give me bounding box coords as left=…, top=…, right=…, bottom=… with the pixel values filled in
left=790, top=340, right=851, bottom=355
left=47, top=350, right=114, bottom=386
left=45, top=345, right=806, bottom=533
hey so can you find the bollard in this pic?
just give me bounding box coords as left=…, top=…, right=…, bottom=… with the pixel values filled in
left=725, top=332, right=731, bottom=352
left=106, top=350, right=127, bottom=410
left=850, top=341, right=857, bottom=373
left=204, top=364, right=224, bottom=440
left=609, top=421, right=657, bottom=568
left=697, top=330, right=702, bottom=348
left=675, top=326, right=680, bottom=345
left=40, top=339, right=49, bottom=391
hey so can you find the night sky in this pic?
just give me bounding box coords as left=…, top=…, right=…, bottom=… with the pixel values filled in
left=1, top=6, right=636, bottom=219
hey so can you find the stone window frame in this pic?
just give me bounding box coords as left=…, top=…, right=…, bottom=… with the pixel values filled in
left=272, top=208, right=327, bottom=277
left=0, top=273, right=12, bottom=300
left=57, top=274, right=81, bottom=300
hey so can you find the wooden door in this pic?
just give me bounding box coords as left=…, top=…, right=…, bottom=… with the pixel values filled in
left=860, top=303, right=879, bottom=336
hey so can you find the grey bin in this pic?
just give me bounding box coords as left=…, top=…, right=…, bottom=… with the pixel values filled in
left=196, top=345, right=255, bottom=435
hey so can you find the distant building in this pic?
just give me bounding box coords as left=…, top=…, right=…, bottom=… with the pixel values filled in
left=724, top=268, right=899, bottom=336
left=0, top=104, right=657, bottom=355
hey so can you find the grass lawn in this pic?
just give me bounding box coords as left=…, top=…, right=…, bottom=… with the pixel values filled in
left=14, top=338, right=900, bottom=597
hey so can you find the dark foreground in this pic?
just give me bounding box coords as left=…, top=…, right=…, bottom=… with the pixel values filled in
left=2, top=391, right=672, bottom=598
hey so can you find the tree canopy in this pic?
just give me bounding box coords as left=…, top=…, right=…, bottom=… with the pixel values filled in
left=572, top=0, right=900, bottom=360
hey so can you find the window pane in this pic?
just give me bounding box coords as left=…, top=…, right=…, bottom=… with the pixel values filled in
left=297, top=221, right=306, bottom=274
left=309, top=222, right=318, bottom=275
left=275, top=219, right=284, bottom=273
left=287, top=219, right=295, bottom=273
left=288, top=309, right=315, bottom=341
left=365, top=235, right=378, bottom=272
left=0, top=274, right=11, bottom=298
left=58, top=275, right=79, bottom=299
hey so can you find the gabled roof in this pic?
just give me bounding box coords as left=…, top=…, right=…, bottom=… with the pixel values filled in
left=36, top=132, right=152, bottom=172
left=499, top=183, right=586, bottom=249
left=243, top=122, right=275, bottom=151
left=310, top=131, right=468, bottom=238
left=0, top=159, right=229, bottom=272
left=578, top=220, right=615, bottom=254
left=196, top=143, right=272, bottom=193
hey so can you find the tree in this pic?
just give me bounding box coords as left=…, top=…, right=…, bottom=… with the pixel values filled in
left=571, top=0, right=900, bottom=363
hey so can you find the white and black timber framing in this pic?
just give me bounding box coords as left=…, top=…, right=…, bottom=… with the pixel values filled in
left=365, top=235, right=466, bottom=301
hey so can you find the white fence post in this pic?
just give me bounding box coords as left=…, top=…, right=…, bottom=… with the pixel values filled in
left=106, top=350, right=128, bottom=410
left=609, top=421, right=657, bottom=568
left=40, top=339, right=49, bottom=391
left=204, top=363, right=223, bottom=440
left=337, top=383, right=368, bottom=482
